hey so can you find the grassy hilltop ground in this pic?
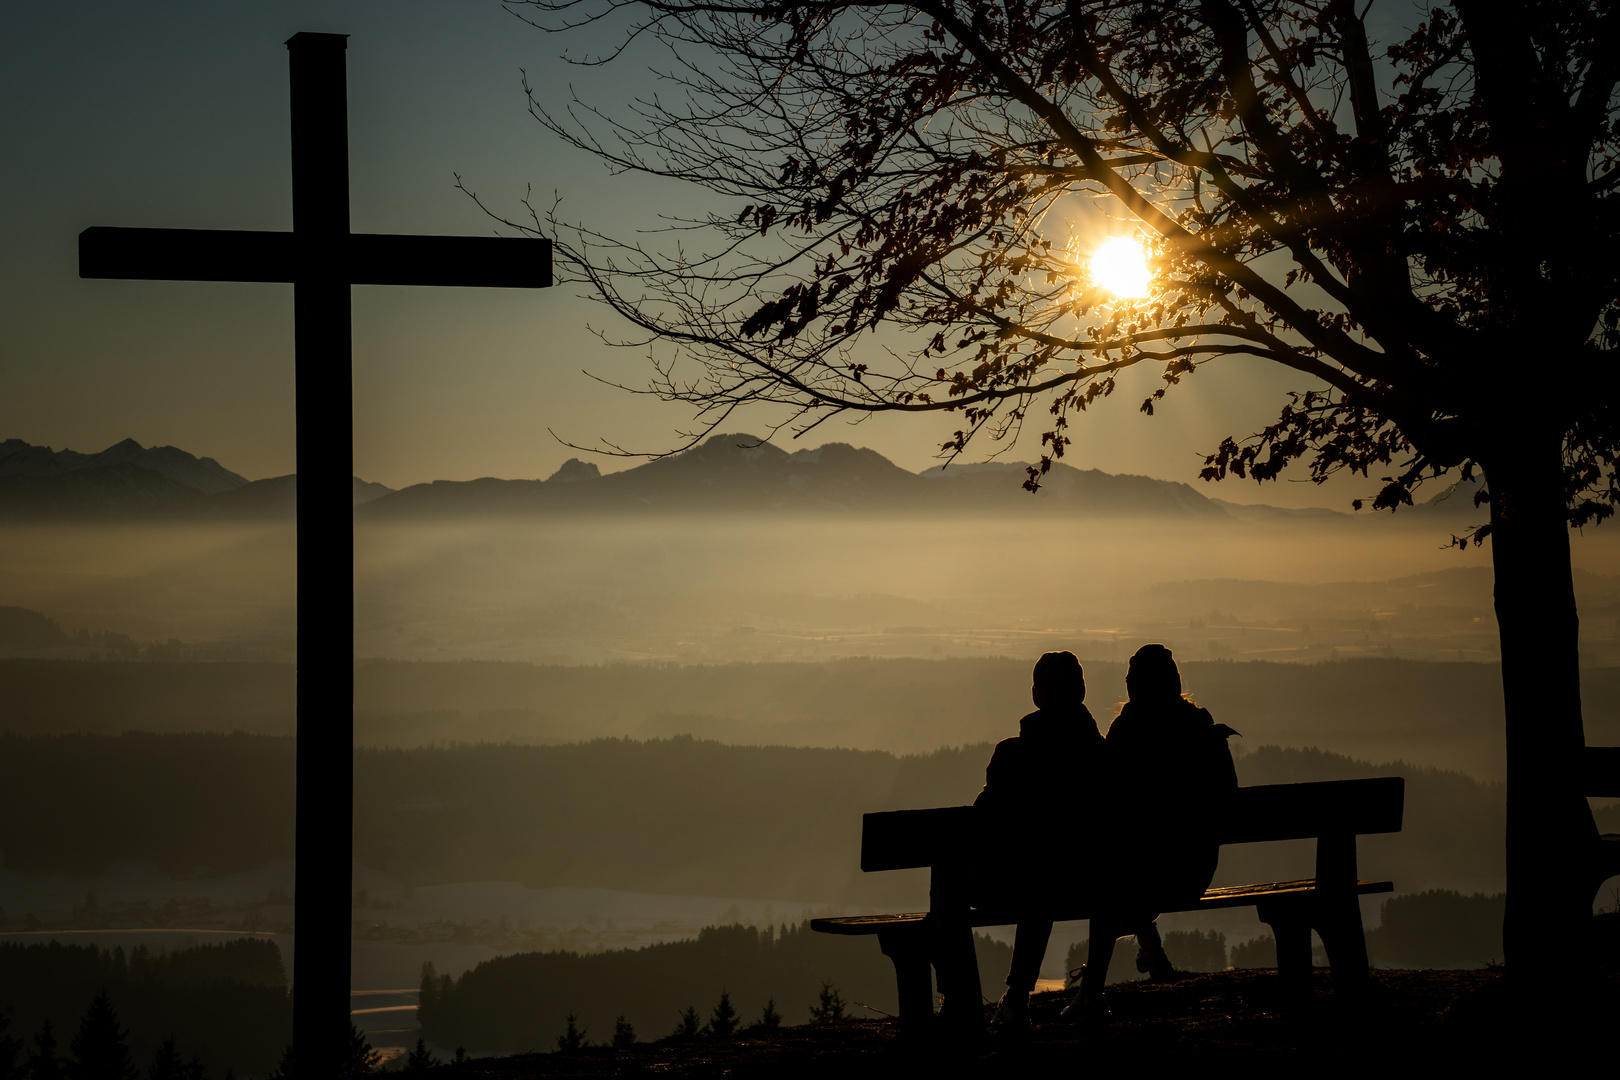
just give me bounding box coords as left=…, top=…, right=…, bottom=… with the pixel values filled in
left=397, top=965, right=1620, bottom=1075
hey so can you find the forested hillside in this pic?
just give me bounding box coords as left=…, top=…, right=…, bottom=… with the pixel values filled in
left=0, top=938, right=289, bottom=1075
left=0, top=734, right=1536, bottom=905
left=418, top=922, right=1013, bottom=1054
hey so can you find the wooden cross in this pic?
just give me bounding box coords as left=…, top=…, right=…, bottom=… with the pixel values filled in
left=78, top=33, right=551, bottom=1072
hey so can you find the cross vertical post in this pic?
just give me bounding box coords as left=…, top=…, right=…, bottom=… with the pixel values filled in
left=287, top=32, right=354, bottom=1074
left=76, top=32, right=554, bottom=1074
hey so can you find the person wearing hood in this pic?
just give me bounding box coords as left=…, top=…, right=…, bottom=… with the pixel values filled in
left=1064, top=642, right=1240, bottom=1020
left=971, top=650, right=1105, bottom=1030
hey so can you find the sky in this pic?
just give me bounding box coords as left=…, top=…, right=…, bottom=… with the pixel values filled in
left=2, top=0, right=1405, bottom=508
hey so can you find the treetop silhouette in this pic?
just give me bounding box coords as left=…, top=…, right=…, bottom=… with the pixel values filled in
left=510, top=0, right=1618, bottom=984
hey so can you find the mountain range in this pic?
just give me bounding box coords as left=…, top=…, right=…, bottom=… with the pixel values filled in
left=0, top=434, right=1471, bottom=521
left=359, top=434, right=1231, bottom=518
left=0, top=438, right=392, bottom=520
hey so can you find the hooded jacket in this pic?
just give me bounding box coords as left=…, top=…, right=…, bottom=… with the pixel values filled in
left=1104, top=696, right=1239, bottom=905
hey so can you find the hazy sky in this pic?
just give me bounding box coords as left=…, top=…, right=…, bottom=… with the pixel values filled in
left=4, top=0, right=1405, bottom=508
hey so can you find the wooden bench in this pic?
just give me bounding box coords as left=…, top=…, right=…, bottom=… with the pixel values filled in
left=812, top=777, right=1404, bottom=1033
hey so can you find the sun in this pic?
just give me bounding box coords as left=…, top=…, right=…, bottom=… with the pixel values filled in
left=1090, top=237, right=1151, bottom=299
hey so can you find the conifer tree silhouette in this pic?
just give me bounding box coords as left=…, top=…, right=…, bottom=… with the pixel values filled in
left=670, top=1007, right=701, bottom=1039
left=808, top=983, right=845, bottom=1024
left=342, top=1025, right=380, bottom=1077
left=611, top=1017, right=636, bottom=1050
left=0, top=1010, right=21, bottom=1080
left=403, top=1038, right=436, bottom=1073
left=707, top=992, right=738, bottom=1037
left=27, top=1020, right=63, bottom=1080
left=555, top=1015, right=587, bottom=1052
left=144, top=1038, right=182, bottom=1080
left=265, top=1045, right=295, bottom=1080
left=67, top=992, right=136, bottom=1080
left=757, top=999, right=781, bottom=1030
left=142, top=1037, right=202, bottom=1080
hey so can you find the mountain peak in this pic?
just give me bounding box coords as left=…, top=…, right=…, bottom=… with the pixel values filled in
left=547, top=458, right=601, bottom=484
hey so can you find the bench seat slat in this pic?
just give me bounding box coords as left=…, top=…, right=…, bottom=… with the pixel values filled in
left=810, top=878, right=1394, bottom=936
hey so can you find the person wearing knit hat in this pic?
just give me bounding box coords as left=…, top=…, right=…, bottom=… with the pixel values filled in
left=960, top=650, right=1105, bottom=1033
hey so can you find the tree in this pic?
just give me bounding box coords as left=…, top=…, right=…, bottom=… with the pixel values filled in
left=757, top=999, right=781, bottom=1030
left=611, top=1016, right=637, bottom=1050
left=403, top=1038, right=437, bottom=1073
left=707, top=991, right=739, bottom=1037
left=264, top=1045, right=295, bottom=1080
left=342, top=1025, right=381, bottom=1077
left=509, top=0, right=1619, bottom=983
left=556, top=1014, right=588, bottom=1052
left=669, top=1006, right=702, bottom=1039
left=67, top=992, right=137, bottom=1080
left=143, top=1036, right=202, bottom=1080
left=808, top=983, right=846, bottom=1024
left=28, top=1021, right=63, bottom=1080
left=0, top=1010, right=23, bottom=1080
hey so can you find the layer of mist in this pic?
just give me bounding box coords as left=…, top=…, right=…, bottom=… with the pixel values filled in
left=5, top=514, right=1618, bottom=667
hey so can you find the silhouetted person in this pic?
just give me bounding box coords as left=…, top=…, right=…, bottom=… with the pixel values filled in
left=965, top=651, right=1105, bottom=1029
left=1066, top=643, right=1238, bottom=1019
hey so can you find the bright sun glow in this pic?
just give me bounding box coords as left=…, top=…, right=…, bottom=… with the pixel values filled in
left=1091, top=237, right=1151, bottom=298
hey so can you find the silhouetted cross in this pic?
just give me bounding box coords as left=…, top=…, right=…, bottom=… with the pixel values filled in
left=78, top=32, right=551, bottom=1073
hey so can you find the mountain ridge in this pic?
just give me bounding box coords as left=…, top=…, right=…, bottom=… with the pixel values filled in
left=357, top=433, right=1242, bottom=519
left=2, top=434, right=1469, bottom=521
left=0, top=439, right=392, bottom=520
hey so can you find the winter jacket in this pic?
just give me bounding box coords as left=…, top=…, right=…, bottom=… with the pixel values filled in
left=1103, top=696, right=1239, bottom=907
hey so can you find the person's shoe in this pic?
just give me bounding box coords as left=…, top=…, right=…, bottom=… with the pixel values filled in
left=993, top=989, right=1029, bottom=1030
left=1135, top=944, right=1180, bottom=982
left=1060, top=986, right=1109, bottom=1025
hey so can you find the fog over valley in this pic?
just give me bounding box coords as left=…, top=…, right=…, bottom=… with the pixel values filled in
left=4, top=433, right=1617, bottom=1065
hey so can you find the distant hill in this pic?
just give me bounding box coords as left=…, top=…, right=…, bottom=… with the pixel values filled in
left=359, top=432, right=1231, bottom=519
left=0, top=438, right=392, bottom=520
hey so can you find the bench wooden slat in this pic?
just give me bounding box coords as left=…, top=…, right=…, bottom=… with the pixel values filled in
left=810, top=878, right=1394, bottom=936
left=1219, top=778, right=1404, bottom=842
left=861, top=806, right=979, bottom=872
left=859, top=779, right=1404, bottom=873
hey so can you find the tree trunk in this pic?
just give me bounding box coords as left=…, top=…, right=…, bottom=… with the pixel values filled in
left=1485, top=436, right=1601, bottom=985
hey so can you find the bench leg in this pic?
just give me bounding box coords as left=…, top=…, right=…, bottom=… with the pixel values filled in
left=877, top=928, right=934, bottom=1038
left=1256, top=899, right=1313, bottom=997
left=1313, top=892, right=1371, bottom=992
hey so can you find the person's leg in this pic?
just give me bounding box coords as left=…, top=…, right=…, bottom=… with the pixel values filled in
left=1133, top=915, right=1176, bottom=980
left=994, top=919, right=1052, bottom=1028
left=1006, top=919, right=1053, bottom=993
left=1081, top=926, right=1117, bottom=996
left=931, top=920, right=985, bottom=1032
left=1063, top=914, right=1119, bottom=1021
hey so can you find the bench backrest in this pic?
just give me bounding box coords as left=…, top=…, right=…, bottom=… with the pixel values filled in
left=860, top=777, right=1405, bottom=873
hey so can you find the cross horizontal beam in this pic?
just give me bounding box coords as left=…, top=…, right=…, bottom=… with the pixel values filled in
left=78, top=226, right=552, bottom=288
